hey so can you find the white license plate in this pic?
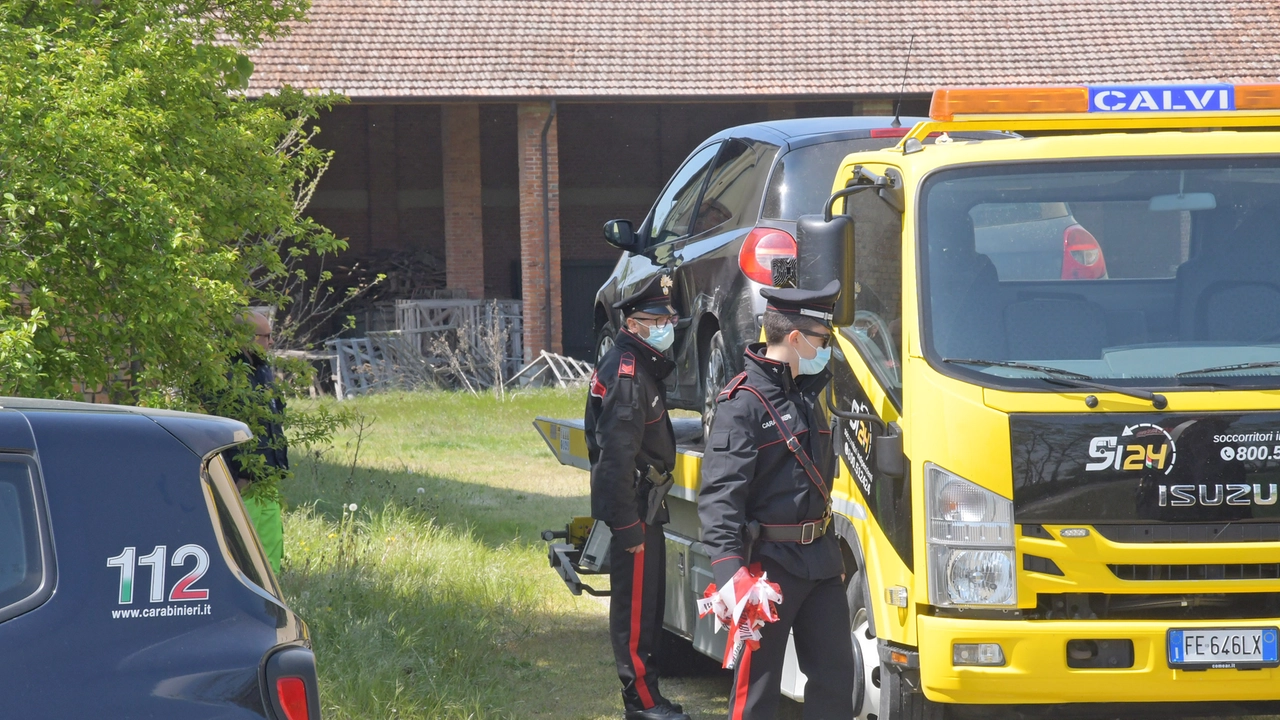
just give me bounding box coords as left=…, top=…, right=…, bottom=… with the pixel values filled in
left=1168, top=627, right=1279, bottom=669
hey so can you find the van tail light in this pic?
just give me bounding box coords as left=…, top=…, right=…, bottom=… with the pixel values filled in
left=739, top=227, right=797, bottom=285
left=265, top=645, right=321, bottom=720
left=276, top=678, right=310, bottom=720
left=1061, top=224, right=1108, bottom=280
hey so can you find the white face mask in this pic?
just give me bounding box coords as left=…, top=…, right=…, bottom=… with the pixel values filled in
left=796, top=332, right=832, bottom=375
left=640, top=322, right=675, bottom=352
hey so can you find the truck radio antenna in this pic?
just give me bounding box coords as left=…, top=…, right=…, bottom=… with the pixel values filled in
left=890, top=32, right=917, bottom=128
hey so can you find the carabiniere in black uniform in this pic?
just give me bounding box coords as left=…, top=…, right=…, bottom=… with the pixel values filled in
left=698, top=281, right=855, bottom=720
left=585, top=273, right=689, bottom=720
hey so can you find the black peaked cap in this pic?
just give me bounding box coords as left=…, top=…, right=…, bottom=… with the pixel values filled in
left=614, top=272, right=678, bottom=316
left=760, top=280, right=841, bottom=326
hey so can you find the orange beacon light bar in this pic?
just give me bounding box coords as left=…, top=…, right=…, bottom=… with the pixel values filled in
left=930, top=84, right=1280, bottom=121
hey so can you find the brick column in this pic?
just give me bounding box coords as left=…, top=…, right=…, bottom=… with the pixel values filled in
left=517, top=102, right=562, bottom=361
left=442, top=103, right=485, bottom=298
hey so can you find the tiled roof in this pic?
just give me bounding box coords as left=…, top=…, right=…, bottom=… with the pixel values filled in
left=245, top=1, right=1280, bottom=99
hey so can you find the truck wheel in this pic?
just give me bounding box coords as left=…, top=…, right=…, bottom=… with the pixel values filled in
left=849, top=570, right=943, bottom=720
left=596, top=324, right=616, bottom=362
left=848, top=571, right=879, bottom=720
left=700, top=330, right=728, bottom=442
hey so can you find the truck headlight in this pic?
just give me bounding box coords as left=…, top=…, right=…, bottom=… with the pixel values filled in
left=926, top=463, right=1016, bottom=607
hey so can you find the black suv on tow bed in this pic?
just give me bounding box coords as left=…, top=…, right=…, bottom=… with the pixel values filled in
left=594, top=116, right=939, bottom=435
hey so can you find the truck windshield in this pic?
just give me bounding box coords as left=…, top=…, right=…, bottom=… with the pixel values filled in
left=920, top=157, right=1280, bottom=389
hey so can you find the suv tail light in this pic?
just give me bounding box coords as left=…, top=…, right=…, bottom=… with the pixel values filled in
left=276, top=678, right=309, bottom=720
left=265, top=645, right=321, bottom=720
left=1061, top=224, right=1107, bottom=280
left=739, top=227, right=797, bottom=285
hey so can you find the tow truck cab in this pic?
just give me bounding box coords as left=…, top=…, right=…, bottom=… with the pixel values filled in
left=822, top=84, right=1280, bottom=717
left=542, top=84, right=1280, bottom=719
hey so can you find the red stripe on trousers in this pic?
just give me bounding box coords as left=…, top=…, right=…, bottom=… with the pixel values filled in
left=630, top=542, right=655, bottom=709
left=732, top=644, right=753, bottom=720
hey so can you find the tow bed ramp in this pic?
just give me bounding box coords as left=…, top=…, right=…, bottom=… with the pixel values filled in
left=531, top=415, right=705, bottom=599
left=529, top=409, right=711, bottom=599
left=532, top=415, right=705, bottom=494
left=533, top=413, right=711, bottom=609
left=532, top=417, right=593, bottom=471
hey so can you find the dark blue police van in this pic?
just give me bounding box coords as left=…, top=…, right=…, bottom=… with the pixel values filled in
left=0, top=398, right=319, bottom=719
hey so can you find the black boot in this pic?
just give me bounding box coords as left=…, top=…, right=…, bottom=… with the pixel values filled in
left=625, top=704, right=691, bottom=720
left=654, top=697, right=683, bottom=714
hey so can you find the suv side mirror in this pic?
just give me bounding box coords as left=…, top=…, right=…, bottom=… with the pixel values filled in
left=603, top=219, right=640, bottom=253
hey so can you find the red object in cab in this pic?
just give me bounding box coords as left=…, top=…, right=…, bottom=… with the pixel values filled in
left=1061, top=224, right=1108, bottom=279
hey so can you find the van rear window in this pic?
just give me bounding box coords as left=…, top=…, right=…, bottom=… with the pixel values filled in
left=0, top=459, right=45, bottom=613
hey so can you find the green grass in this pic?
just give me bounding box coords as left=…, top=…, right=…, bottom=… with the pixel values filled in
left=279, top=390, right=730, bottom=720
left=285, top=389, right=590, bottom=547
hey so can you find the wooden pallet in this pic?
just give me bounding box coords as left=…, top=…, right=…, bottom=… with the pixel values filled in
left=325, top=337, right=385, bottom=399
left=325, top=299, right=530, bottom=397
left=396, top=298, right=523, bottom=378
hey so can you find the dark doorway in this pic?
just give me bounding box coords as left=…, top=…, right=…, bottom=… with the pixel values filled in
left=562, top=259, right=618, bottom=361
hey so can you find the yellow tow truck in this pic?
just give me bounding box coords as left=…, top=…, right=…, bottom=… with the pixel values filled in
left=540, top=84, right=1280, bottom=719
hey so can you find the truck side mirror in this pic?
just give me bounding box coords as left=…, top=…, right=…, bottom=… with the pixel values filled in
left=795, top=213, right=856, bottom=326
left=873, top=423, right=905, bottom=479
left=603, top=219, right=639, bottom=253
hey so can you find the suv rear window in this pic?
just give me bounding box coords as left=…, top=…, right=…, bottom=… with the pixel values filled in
left=762, top=138, right=900, bottom=220
left=0, top=458, right=48, bottom=617
left=204, top=456, right=280, bottom=599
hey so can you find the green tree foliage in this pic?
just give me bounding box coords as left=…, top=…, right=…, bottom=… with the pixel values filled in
left=0, top=0, right=349, bottom=495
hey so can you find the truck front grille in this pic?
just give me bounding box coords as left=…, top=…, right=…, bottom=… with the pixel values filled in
left=1031, top=592, right=1280, bottom=621
left=1093, top=523, right=1280, bottom=543
left=1109, top=563, right=1280, bottom=581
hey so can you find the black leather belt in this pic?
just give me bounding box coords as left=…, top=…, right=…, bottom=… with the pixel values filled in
left=758, top=515, right=831, bottom=545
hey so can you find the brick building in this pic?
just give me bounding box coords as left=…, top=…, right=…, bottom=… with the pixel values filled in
left=245, top=0, right=1280, bottom=361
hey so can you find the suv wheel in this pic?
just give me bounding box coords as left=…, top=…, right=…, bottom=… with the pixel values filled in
left=701, top=330, right=728, bottom=442
left=596, top=324, right=616, bottom=362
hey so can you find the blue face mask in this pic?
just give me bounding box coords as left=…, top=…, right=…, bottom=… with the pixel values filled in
left=797, top=335, right=832, bottom=375
left=641, top=322, right=675, bottom=353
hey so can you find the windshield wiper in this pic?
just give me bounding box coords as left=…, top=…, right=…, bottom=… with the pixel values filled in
left=1175, top=360, right=1280, bottom=378
left=943, top=358, right=1168, bottom=409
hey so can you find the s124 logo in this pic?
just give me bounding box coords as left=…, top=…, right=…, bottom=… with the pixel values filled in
left=1086, top=424, right=1177, bottom=475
